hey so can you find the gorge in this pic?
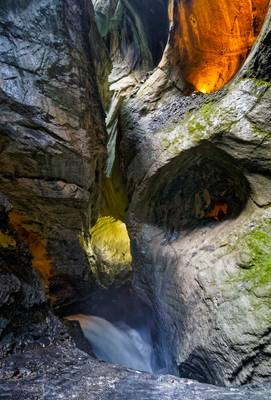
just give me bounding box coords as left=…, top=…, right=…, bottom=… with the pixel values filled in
left=0, top=0, right=271, bottom=399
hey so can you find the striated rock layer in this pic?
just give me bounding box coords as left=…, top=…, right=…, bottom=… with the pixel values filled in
left=0, top=0, right=107, bottom=349
left=87, top=0, right=169, bottom=286
left=93, top=0, right=169, bottom=83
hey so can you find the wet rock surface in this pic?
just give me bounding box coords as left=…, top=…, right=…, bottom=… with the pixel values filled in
left=1, top=343, right=271, bottom=400
left=125, top=78, right=271, bottom=385
left=0, top=204, right=68, bottom=359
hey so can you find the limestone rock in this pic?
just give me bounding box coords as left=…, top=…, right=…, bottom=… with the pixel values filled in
left=1, top=343, right=271, bottom=400
left=92, top=0, right=168, bottom=84
left=0, top=0, right=107, bottom=293
left=123, top=4, right=271, bottom=387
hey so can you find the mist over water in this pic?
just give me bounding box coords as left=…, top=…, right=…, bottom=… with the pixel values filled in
left=64, top=286, right=170, bottom=374
left=66, top=314, right=156, bottom=373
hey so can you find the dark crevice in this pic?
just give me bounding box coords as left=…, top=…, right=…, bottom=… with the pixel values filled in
left=229, top=328, right=271, bottom=385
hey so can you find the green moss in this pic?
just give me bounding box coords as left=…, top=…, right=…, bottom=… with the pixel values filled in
left=184, top=102, right=215, bottom=142
left=242, top=229, right=271, bottom=285
left=171, top=135, right=184, bottom=149
left=248, top=77, right=271, bottom=88
left=159, top=97, right=220, bottom=149
left=186, top=79, right=270, bottom=143
left=198, top=102, right=216, bottom=118
left=251, top=123, right=271, bottom=139
left=229, top=223, right=271, bottom=296
left=161, top=138, right=170, bottom=148
left=159, top=122, right=185, bottom=153
left=187, top=121, right=206, bottom=141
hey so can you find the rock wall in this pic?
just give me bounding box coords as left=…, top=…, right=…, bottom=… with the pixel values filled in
left=176, top=0, right=269, bottom=93
left=0, top=0, right=107, bottom=348
left=123, top=2, right=271, bottom=386
left=93, top=0, right=169, bottom=85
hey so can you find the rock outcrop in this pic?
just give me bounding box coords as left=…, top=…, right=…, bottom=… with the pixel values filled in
left=174, top=0, right=269, bottom=93
left=123, top=2, right=271, bottom=387
left=93, top=0, right=169, bottom=84
left=1, top=342, right=271, bottom=400
left=0, top=0, right=106, bottom=349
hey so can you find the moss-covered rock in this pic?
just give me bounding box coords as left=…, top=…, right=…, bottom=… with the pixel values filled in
left=231, top=223, right=271, bottom=301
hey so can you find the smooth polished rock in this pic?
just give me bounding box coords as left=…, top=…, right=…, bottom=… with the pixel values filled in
left=1, top=343, right=271, bottom=400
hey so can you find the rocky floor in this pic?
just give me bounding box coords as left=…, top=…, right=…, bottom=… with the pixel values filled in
left=0, top=343, right=271, bottom=400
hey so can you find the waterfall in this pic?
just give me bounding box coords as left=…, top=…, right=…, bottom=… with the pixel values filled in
left=66, top=314, right=157, bottom=373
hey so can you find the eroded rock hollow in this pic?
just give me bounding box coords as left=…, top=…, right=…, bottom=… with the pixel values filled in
left=176, top=0, right=269, bottom=93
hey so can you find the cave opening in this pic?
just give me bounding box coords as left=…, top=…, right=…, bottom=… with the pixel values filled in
left=176, top=0, right=269, bottom=93
left=140, top=142, right=251, bottom=240
left=88, top=154, right=132, bottom=287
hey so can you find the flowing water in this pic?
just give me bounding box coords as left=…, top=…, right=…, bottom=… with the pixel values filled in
left=64, top=286, right=168, bottom=374
left=66, top=314, right=156, bottom=373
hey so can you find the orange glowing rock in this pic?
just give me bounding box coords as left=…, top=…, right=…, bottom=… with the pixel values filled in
left=177, top=0, right=269, bottom=93
left=9, top=211, right=53, bottom=284
left=207, top=201, right=229, bottom=221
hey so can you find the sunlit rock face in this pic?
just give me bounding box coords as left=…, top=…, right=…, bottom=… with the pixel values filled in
left=85, top=161, right=132, bottom=287
left=175, top=0, right=269, bottom=93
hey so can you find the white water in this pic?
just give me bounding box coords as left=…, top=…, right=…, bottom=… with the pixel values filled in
left=66, top=314, right=156, bottom=373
